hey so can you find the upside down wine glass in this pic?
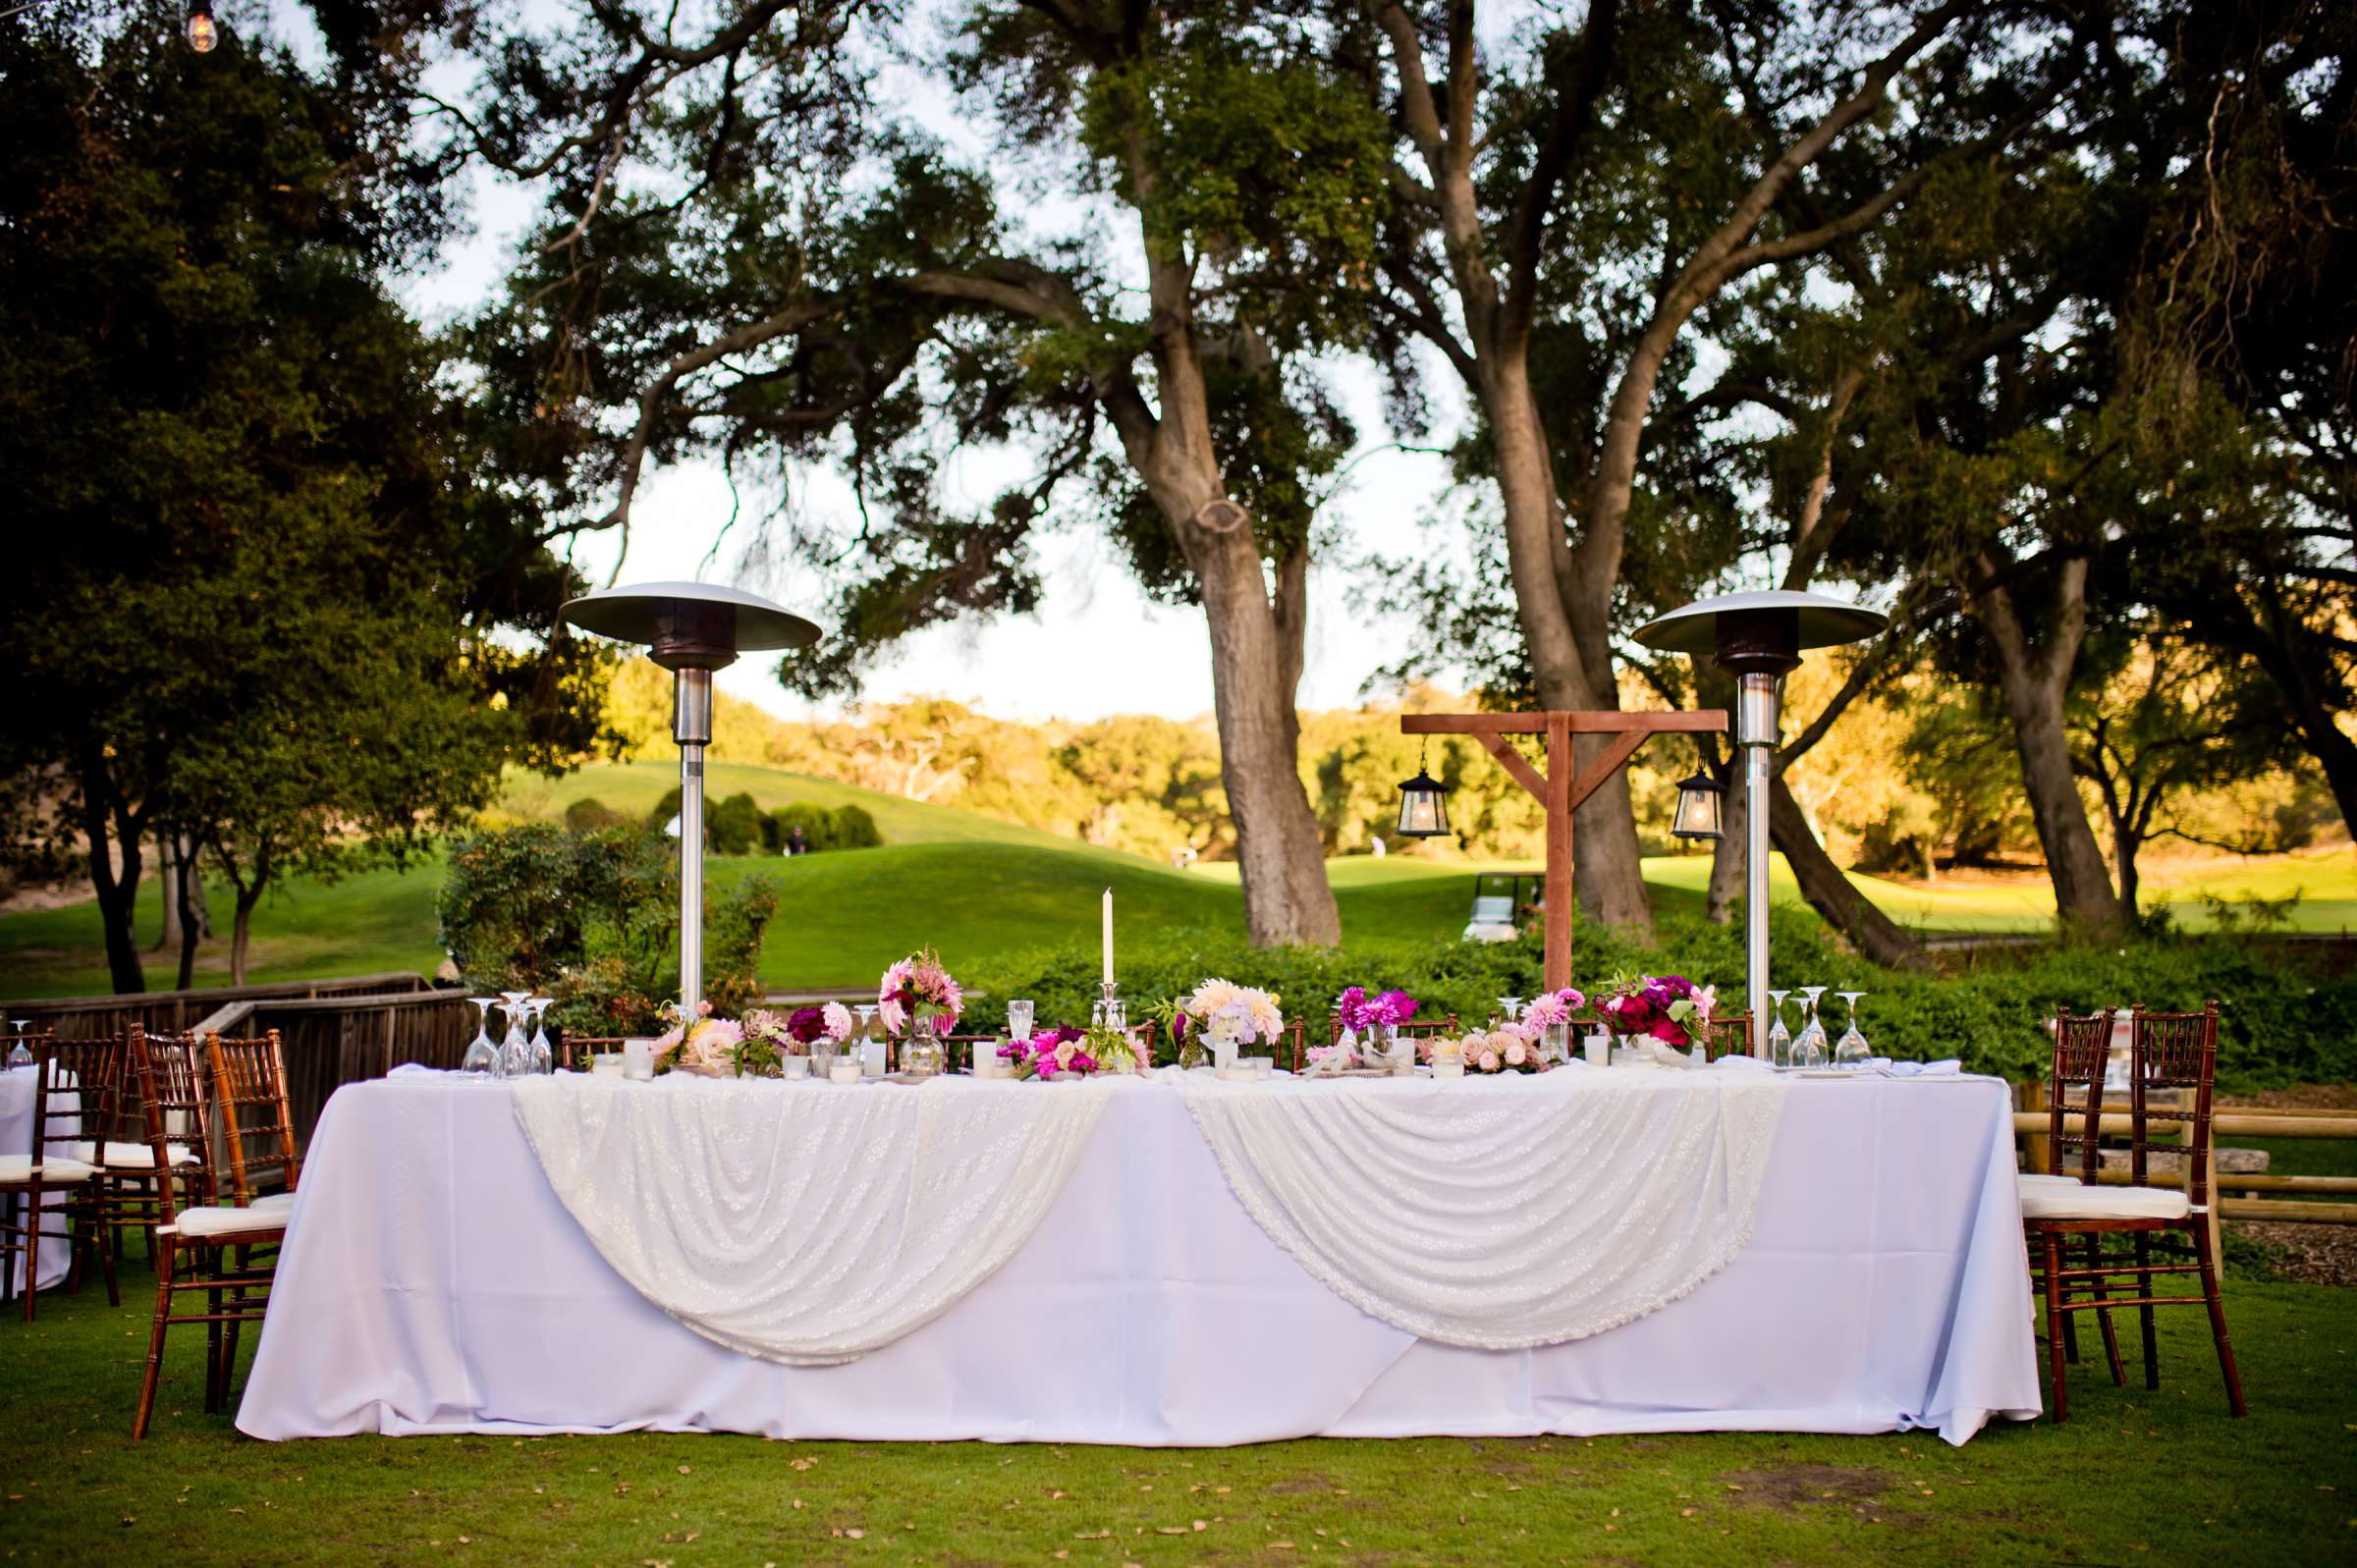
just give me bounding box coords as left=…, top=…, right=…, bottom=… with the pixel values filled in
left=461, top=998, right=501, bottom=1074
left=1766, top=991, right=1792, bottom=1069
left=497, top=992, right=533, bottom=1078
left=1833, top=992, right=1870, bottom=1069
left=6, top=1017, right=32, bottom=1071
left=1794, top=987, right=1829, bottom=1069
left=527, top=997, right=555, bottom=1075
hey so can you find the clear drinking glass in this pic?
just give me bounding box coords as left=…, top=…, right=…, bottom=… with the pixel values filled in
left=854, top=1003, right=885, bottom=1078
left=1007, top=999, right=1035, bottom=1046
left=461, top=998, right=501, bottom=1074
left=1833, top=992, right=1870, bottom=1069
left=1766, top=991, right=1791, bottom=1069
left=497, top=994, right=533, bottom=1078
left=1794, top=987, right=1829, bottom=1068
left=527, top=997, right=555, bottom=1075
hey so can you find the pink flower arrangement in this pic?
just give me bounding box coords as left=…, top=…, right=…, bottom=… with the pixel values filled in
left=1335, top=986, right=1419, bottom=1032
left=1598, top=974, right=1717, bottom=1050
left=1515, top=987, right=1587, bottom=1033
left=1419, top=1027, right=1552, bottom=1074
left=1001, top=1025, right=1096, bottom=1079
left=655, top=1000, right=744, bottom=1076
left=878, top=949, right=962, bottom=1038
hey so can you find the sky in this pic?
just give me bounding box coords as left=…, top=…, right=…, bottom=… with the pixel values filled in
left=367, top=3, right=1482, bottom=727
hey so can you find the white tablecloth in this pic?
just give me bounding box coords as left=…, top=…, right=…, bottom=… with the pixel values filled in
left=2, top=1066, right=75, bottom=1292
left=238, top=1070, right=2039, bottom=1445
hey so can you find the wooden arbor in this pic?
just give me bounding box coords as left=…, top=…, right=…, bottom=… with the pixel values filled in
left=1400, top=710, right=1728, bottom=991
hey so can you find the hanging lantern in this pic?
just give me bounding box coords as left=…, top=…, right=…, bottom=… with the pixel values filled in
left=185, top=0, right=218, bottom=52
left=1395, top=745, right=1453, bottom=839
left=1671, top=768, right=1725, bottom=840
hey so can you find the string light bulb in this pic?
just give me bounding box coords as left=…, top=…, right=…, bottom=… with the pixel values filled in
left=185, top=0, right=218, bottom=53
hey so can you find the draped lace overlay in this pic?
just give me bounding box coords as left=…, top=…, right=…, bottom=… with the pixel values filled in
left=511, top=1073, right=1116, bottom=1366
left=1178, top=1068, right=1790, bottom=1349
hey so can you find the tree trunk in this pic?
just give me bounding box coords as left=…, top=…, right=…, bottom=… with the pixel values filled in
left=79, top=757, right=145, bottom=995
left=154, top=837, right=182, bottom=953
left=1974, top=570, right=2124, bottom=936
left=1706, top=762, right=1746, bottom=922
left=1767, top=774, right=1931, bottom=970
left=1176, top=514, right=1340, bottom=946
left=232, top=892, right=258, bottom=987
left=1487, top=365, right=1654, bottom=931
left=175, top=865, right=201, bottom=991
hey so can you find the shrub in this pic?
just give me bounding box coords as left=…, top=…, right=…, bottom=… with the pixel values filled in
left=832, top=802, right=883, bottom=848
left=960, top=916, right=2357, bottom=1087
left=437, top=822, right=775, bottom=1037
left=708, top=791, right=764, bottom=855
left=773, top=802, right=839, bottom=852
left=563, top=796, right=630, bottom=833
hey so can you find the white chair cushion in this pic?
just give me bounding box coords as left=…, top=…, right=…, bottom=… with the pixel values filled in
left=164, top=1204, right=288, bottom=1240
left=0, top=1153, right=96, bottom=1183
left=72, top=1141, right=197, bottom=1169
left=251, top=1191, right=297, bottom=1211
left=2017, top=1172, right=2081, bottom=1186
left=2019, top=1179, right=2192, bottom=1221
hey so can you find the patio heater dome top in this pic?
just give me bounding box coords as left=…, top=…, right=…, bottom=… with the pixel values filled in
left=1632, top=589, right=1886, bottom=659
left=561, top=581, right=824, bottom=669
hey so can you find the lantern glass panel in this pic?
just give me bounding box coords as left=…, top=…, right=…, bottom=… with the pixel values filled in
left=1395, top=772, right=1450, bottom=838
left=1671, top=770, right=1724, bottom=840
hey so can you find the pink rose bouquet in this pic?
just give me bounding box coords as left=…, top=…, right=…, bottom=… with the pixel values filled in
left=1001, top=1025, right=1096, bottom=1079
left=1598, top=974, right=1717, bottom=1050
left=878, top=949, right=963, bottom=1038
left=655, top=1000, right=745, bottom=1076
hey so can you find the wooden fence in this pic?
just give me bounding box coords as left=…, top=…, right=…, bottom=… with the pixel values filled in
left=0, top=972, right=438, bottom=1043
left=191, top=988, right=477, bottom=1146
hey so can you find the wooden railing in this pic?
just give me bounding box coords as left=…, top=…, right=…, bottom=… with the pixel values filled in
left=190, top=988, right=476, bottom=1145
left=0, top=972, right=438, bottom=1043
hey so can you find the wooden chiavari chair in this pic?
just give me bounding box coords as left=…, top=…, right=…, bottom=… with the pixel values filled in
left=1704, top=1011, right=1754, bottom=1061
left=0, top=1036, right=121, bottom=1319
left=557, top=1034, right=628, bottom=1071
left=85, top=1040, right=199, bottom=1271
left=2019, top=1002, right=2245, bottom=1421
left=129, top=1026, right=288, bottom=1439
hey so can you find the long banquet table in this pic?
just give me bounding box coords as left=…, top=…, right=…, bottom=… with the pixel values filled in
left=237, top=1067, right=2040, bottom=1445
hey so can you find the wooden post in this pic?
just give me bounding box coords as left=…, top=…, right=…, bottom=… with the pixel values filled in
left=1545, top=714, right=1573, bottom=992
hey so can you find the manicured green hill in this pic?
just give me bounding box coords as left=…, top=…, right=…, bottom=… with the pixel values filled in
left=1, top=757, right=2349, bottom=1000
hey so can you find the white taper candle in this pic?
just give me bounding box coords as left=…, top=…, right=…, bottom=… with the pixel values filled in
left=1102, top=887, right=1114, bottom=984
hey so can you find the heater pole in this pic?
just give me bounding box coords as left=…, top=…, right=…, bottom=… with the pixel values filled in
left=674, top=667, right=714, bottom=1019
left=1738, top=673, right=1779, bottom=1058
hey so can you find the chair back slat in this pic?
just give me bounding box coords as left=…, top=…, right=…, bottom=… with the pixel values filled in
left=206, top=1029, right=300, bottom=1207
left=26, top=1037, right=125, bottom=1166
left=2045, top=1009, right=2114, bottom=1180
left=130, top=1027, right=216, bottom=1224
left=2132, top=1002, right=2220, bottom=1209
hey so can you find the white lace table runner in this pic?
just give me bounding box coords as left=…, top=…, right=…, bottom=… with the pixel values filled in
left=1178, top=1066, right=1790, bottom=1349
left=510, top=1073, right=1117, bottom=1366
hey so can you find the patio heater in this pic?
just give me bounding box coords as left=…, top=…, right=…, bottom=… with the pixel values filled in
left=561, top=582, right=822, bottom=1017
left=1634, top=590, right=1885, bottom=1054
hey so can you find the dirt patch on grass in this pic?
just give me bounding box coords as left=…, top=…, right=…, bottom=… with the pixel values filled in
left=2231, top=1219, right=2357, bottom=1286
left=1268, top=1472, right=1340, bottom=1494
left=1715, top=1464, right=1895, bottom=1510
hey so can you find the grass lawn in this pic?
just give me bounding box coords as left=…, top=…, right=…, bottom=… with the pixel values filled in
left=2, top=757, right=2350, bottom=1000
left=0, top=1257, right=2347, bottom=1566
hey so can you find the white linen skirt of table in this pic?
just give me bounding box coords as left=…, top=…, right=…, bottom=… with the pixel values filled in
left=236, top=1072, right=2040, bottom=1446
left=1, top=1066, right=76, bottom=1293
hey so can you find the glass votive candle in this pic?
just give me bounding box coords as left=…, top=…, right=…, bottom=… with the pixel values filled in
left=590, top=1053, right=625, bottom=1078
left=1583, top=1032, right=1611, bottom=1066
left=829, top=1057, right=863, bottom=1085
left=1431, top=1038, right=1464, bottom=1079
left=780, top=1054, right=811, bottom=1080
left=622, top=1039, right=655, bottom=1081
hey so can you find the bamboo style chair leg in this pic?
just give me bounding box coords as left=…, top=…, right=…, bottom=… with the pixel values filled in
left=2193, top=1223, right=2248, bottom=1418
left=2041, top=1231, right=2069, bottom=1424
left=203, top=1271, right=224, bottom=1416
left=2082, top=1232, right=2125, bottom=1386
left=134, top=1233, right=178, bottom=1440
left=19, top=1179, right=43, bottom=1322
left=2134, top=1231, right=2160, bottom=1390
